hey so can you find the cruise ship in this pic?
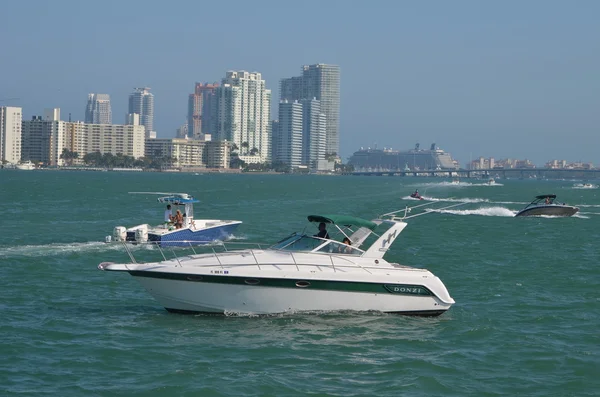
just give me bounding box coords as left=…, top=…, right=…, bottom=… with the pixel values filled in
left=348, top=143, right=458, bottom=171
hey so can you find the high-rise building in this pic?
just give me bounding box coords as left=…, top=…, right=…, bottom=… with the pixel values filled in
left=277, top=100, right=303, bottom=169
left=85, top=93, right=112, bottom=124
left=188, top=83, right=218, bottom=140
left=128, top=87, right=154, bottom=138
left=280, top=63, right=340, bottom=156
left=21, top=108, right=65, bottom=166
left=0, top=106, right=22, bottom=164
left=300, top=98, right=326, bottom=170
left=213, top=71, right=271, bottom=163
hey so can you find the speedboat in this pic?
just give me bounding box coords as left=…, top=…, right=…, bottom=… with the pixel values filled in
left=99, top=210, right=456, bottom=316
left=515, top=194, right=579, bottom=217
left=574, top=183, right=596, bottom=189
left=107, top=192, right=242, bottom=247
left=16, top=161, right=35, bottom=170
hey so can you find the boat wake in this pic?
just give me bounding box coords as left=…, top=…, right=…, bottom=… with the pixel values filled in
left=402, top=196, right=527, bottom=205
left=425, top=207, right=517, bottom=217
left=0, top=241, right=126, bottom=258
left=402, top=195, right=489, bottom=203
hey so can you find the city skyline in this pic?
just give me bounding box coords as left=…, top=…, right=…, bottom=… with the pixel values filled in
left=1, top=0, right=599, bottom=166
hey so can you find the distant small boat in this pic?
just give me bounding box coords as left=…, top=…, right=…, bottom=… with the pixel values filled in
left=16, top=161, right=35, bottom=170
left=515, top=194, right=579, bottom=217
left=409, top=191, right=423, bottom=200
left=450, top=179, right=460, bottom=185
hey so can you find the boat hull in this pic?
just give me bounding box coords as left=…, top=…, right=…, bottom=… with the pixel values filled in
left=125, top=222, right=241, bottom=247
left=129, top=273, right=452, bottom=316
left=149, top=222, right=241, bottom=247
left=515, top=205, right=579, bottom=217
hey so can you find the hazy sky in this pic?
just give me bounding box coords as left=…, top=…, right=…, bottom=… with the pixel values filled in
left=1, top=0, right=598, bottom=166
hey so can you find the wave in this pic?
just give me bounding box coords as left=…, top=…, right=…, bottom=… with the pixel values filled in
left=425, top=206, right=517, bottom=217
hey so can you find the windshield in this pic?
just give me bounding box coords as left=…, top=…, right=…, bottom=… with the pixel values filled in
left=270, top=234, right=363, bottom=256
left=270, top=235, right=326, bottom=252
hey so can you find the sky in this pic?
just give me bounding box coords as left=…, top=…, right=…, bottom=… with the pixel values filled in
left=1, top=0, right=598, bottom=166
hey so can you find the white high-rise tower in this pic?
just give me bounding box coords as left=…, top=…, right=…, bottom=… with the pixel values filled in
left=214, top=71, right=271, bottom=162
left=280, top=64, right=340, bottom=157
left=128, top=87, right=154, bottom=138
left=0, top=106, right=23, bottom=164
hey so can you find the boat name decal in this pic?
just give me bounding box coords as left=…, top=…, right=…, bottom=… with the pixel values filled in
left=384, top=284, right=432, bottom=296
left=210, top=270, right=229, bottom=274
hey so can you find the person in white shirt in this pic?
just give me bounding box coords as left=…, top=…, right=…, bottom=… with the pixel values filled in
left=164, top=204, right=173, bottom=224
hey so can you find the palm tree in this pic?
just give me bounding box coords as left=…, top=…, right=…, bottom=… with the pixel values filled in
left=241, top=141, right=249, bottom=155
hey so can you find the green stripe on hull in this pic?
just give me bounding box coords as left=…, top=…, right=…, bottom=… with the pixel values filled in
left=129, top=271, right=434, bottom=297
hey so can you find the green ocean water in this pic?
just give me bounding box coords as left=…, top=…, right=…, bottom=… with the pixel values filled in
left=0, top=170, right=598, bottom=396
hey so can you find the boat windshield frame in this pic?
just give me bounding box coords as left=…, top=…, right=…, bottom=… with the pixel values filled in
left=270, top=234, right=364, bottom=256
left=526, top=194, right=557, bottom=208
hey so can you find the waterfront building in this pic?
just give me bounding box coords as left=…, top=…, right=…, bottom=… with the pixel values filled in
left=21, top=109, right=67, bottom=166
left=270, top=120, right=280, bottom=164
left=188, top=83, right=218, bottom=140
left=0, top=106, right=22, bottom=164
left=22, top=108, right=144, bottom=166
left=85, top=93, right=112, bottom=124
left=300, top=98, right=326, bottom=170
left=280, top=64, right=340, bottom=157
left=213, top=71, right=271, bottom=164
left=145, top=137, right=230, bottom=169
left=276, top=100, right=303, bottom=169
left=128, top=87, right=154, bottom=138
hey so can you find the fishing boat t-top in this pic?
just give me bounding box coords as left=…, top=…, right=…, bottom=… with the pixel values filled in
left=107, top=192, right=242, bottom=247
left=515, top=194, right=579, bottom=217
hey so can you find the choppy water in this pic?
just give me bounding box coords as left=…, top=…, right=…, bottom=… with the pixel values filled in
left=1, top=170, right=599, bottom=396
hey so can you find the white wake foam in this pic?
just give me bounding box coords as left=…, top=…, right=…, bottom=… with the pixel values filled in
left=0, top=241, right=128, bottom=258
left=425, top=207, right=517, bottom=217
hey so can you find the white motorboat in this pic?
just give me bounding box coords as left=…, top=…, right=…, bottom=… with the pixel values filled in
left=16, top=160, right=35, bottom=170
left=515, top=194, right=579, bottom=217
left=574, top=183, right=596, bottom=189
left=99, top=205, right=458, bottom=316
left=107, top=192, right=242, bottom=247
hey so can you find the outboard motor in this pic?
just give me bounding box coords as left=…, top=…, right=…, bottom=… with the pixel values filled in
left=113, top=226, right=127, bottom=242
left=135, top=225, right=148, bottom=244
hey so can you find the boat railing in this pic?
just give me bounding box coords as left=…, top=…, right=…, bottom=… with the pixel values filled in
left=113, top=240, right=387, bottom=274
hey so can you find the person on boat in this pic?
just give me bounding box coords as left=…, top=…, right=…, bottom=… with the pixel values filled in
left=164, top=205, right=173, bottom=225
left=545, top=197, right=551, bottom=204
left=411, top=189, right=420, bottom=198
left=339, top=237, right=352, bottom=253
left=174, top=210, right=184, bottom=229
left=315, top=222, right=330, bottom=239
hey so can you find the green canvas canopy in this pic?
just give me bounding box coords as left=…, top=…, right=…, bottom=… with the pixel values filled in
left=307, top=215, right=377, bottom=230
